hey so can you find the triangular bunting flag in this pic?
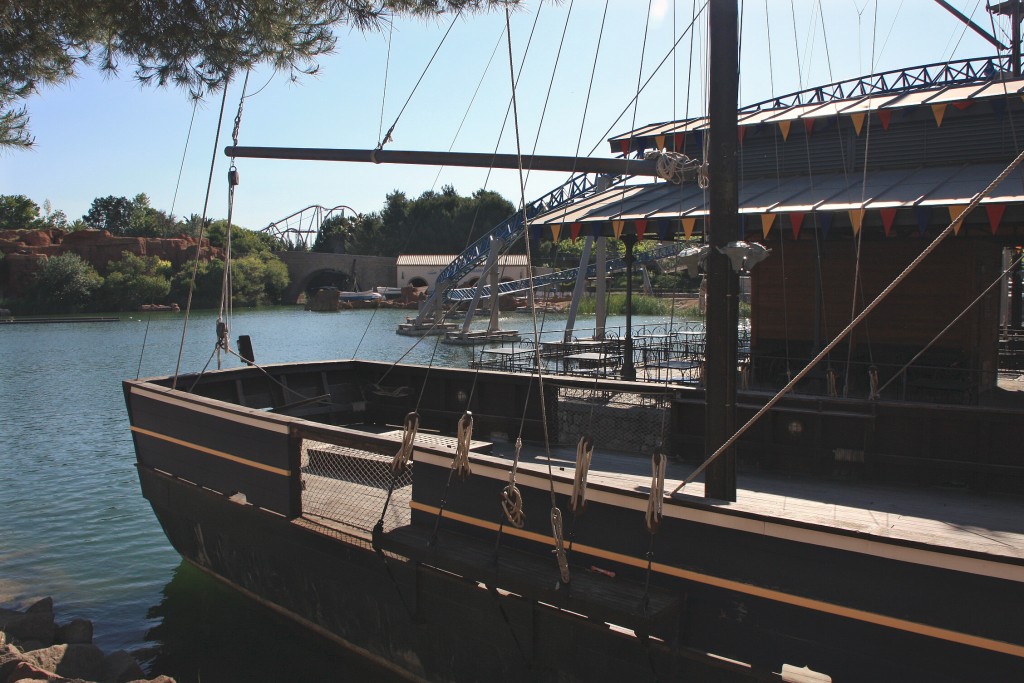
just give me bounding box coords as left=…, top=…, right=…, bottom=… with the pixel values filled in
left=778, top=120, right=792, bottom=141
left=569, top=222, right=581, bottom=242
left=850, top=112, right=866, bottom=136
left=673, top=132, right=685, bottom=152
left=761, top=213, right=777, bottom=238
left=682, top=217, right=696, bottom=239
left=804, top=119, right=815, bottom=137
left=948, top=205, right=967, bottom=235
left=634, top=219, right=647, bottom=241
left=789, top=212, right=805, bottom=240
left=931, top=103, right=947, bottom=127
left=550, top=224, right=561, bottom=243
left=817, top=212, right=833, bottom=239
left=915, top=207, right=931, bottom=236
left=951, top=100, right=972, bottom=111
left=655, top=135, right=666, bottom=150
left=880, top=208, right=898, bottom=237
left=986, top=204, right=1006, bottom=235
left=612, top=220, right=625, bottom=240
left=738, top=127, right=747, bottom=145
left=877, top=110, right=892, bottom=130
left=848, top=208, right=865, bottom=235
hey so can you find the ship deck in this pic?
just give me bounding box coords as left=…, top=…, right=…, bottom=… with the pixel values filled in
left=500, top=442, right=1024, bottom=563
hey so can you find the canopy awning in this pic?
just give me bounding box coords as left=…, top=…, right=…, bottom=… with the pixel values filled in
left=528, top=163, right=1024, bottom=241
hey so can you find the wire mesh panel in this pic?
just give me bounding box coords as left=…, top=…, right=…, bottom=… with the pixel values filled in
left=556, top=388, right=672, bottom=455
left=300, top=439, right=411, bottom=534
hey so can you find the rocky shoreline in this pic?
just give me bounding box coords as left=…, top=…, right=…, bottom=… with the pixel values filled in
left=0, top=599, right=171, bottom=683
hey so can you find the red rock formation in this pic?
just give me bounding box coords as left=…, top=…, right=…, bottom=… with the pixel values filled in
left=0, top=229, right=222, bottom=297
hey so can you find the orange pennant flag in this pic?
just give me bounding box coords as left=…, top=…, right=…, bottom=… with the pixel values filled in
left=569, top=222, right=581, bottom=242
left=848, top=209, right=865, bottom=235
left=682, top=217, right=696, bottom=238
left=550, top=224, right=561, bottom=243
left=634, top=219, right=647, bottom=241
left=948, top=205, right=967, bottom=235
left=778, top=120, right=792, bottom=141
left=931, top=103, right=947, bottom=127
left=761, top=213, right=777, bottom=238
left=789, top=212, right=805, bottom=240
left=654, top=135, right=666, bottom=150
left=612, top=220, right=625, bottom=240
left=986, top=204, right=1006, bottom=234
left=880, top=208, right=898, bottom=237
left=850, top=112, right=866, bottom=136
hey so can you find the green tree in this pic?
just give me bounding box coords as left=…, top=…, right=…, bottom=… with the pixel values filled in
left=312, top=214, right=352, bottom=253
left=206, top=220, right=279, bottom=256
left=170, top=258, right=224, bottom=309
left=83, top=195, right=134, bottom=234
left=129, top=193, right=179, bottom=237
left=97, top=252, right=173, bottom=310
left=2, top=1, right=518, bottom=148
left=21, top=253, right=102, bottom=313
left=0, top=194, right=40, bottom=230
left=230, top=253, right=290, bottom=306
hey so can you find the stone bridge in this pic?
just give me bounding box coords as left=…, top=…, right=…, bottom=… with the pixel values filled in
left=274, top=252, right=397, bottom=304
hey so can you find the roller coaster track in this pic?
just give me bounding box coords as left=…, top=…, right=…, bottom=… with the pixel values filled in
left=445, top=244, right=707, bottom=301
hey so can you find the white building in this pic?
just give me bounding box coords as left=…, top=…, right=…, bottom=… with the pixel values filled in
left=396, top=254, right=531, bottom=291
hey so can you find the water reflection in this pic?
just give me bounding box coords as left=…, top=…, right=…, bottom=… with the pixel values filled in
left=144, top=562, right=399, bottom=682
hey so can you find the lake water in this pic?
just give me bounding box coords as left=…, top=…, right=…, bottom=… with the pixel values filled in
left=0, top=305, right=673, bottom=681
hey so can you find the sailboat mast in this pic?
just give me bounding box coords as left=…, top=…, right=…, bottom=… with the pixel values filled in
left=703, top=0, right=740, bottom=501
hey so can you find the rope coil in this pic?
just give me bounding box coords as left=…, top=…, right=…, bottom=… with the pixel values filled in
left=571, top=435, right=593, bottom=514
left=500, top=437, right=525, bottom=528
left=392, top=411, right=419, bottom=475
left=454, top=411, right=474, bottom=480
left=645, top=451, right=667, bottom=533
left=645, top=150, right=708, bottom=186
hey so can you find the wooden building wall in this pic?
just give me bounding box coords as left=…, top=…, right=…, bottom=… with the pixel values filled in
left=749, top=238, right=1001, bottom=396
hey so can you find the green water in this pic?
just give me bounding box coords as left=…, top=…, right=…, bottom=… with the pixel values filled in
left=0, top=305, right=671, bottom=680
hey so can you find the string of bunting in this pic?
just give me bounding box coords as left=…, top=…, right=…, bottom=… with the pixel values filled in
left=535, top=202, right=1010, bottom=244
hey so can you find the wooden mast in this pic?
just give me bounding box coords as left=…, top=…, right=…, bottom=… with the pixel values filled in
left=703, top=0, right=740, bottom=501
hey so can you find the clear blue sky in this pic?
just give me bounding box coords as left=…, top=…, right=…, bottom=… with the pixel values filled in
left=0, top=1, right=1004, bottom=232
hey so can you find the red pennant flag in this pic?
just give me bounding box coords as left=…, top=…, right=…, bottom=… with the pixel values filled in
left=634, top=219, right=647, bottom=241
left=878, top=110, right=893, bottom=130
left=880, top=208, right=897, bottom=236
left=952, top=100, right=973, bottom=111
left=673, top=132, right=685, bottom=152
left=738, top=127, right=747, bottom=145
left=986, top=204, right=1006, bottom=235
left=789, top=212, right=805, bottom=240
left=619, top=139, right=631, bottom=155
left=804, top=119, right=815, bottom=137
left=570, top=222, right=581, bottom=242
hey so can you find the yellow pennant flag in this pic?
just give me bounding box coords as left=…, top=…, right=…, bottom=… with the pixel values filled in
left=761, top=213, right=777, bottom=238
left=778, top=120, right=792, bottom=141
left=550, top=224, right=561, bottom=243
left=850, top=112, right=866, bottom=136
left=654, top=135, right=666, bottom=150
left=612, top=220, right=625, bottom=239
left=848, top=208, right=865, bottom=235
left=948, top=205, right=967, bottom=235
left=931, top=103, right=947, bottom=127
left=682, top=217, right=696, bottom=238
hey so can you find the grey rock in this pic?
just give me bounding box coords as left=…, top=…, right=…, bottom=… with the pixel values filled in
left=24, top=643, right=104, bottom=680
left=54, top=620, right=92, bottom=645
left=99, top=650, right=145, bottom=683
left=25, top=598, right=54, bottom=615
left=0, top=644, right=29, bottom=681
left=3, top=611, right=56, bottom=646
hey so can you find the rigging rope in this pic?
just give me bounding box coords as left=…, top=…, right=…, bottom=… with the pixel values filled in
left=645, top=451, right=667, bottom=533
left=673, top=144, right=1024, bottom=495
left=391, top=411, right=419, bottom=475
left=501, top=437, right=526, bottom=528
